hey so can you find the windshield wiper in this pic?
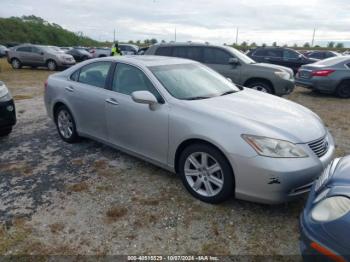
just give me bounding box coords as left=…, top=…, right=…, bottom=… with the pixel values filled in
left=185, top=96, right=213, bottom=100
left=220, top=90, right=236, bottom=96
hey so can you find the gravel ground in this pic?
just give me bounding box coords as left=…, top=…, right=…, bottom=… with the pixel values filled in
left=0, top=61, right=349, bottom=256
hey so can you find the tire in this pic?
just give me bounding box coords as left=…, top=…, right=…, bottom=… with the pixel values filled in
left=0, top=127, right=12, bottom=137
left=11, top=58, right=22, bottom=69
left=336, top=81, right=350, bottom=98
left=247, top=80, right=273, bottom=94
left=178, top=143, right=234, bottom=204
left=55, top=105, right=79, bottom=143
left=47, top=60, right=57, bottom=71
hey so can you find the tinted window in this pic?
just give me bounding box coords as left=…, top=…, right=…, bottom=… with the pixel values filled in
left=253, top=49, right=267, bottom=56
left=266, top=49, right=283, bottom=58
left=112, top=63, right=161, bottom=100
left=17, top=46, right=32, bottom=52
left=309, top=52, right=324, bottom=59
left=155, top=46, right=173, bottom=56
left=78, top=62, right=111, bottom=88
left=173, top=47, right=187, bottom=58
left=283, top=50, right=300, bottom=59
left=32, top=47, right=42, bottom=54
left=187, top=47, right=202, bottom=61
left=203, top=48, right=231, bottom=64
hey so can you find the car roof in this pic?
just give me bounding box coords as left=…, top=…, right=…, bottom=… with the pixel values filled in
left=102, top=55, right=196, bottom=67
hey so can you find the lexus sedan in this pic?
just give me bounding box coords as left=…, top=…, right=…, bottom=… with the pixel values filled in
left=300, top=156, right=350, bottom=261
left=296, top=56, right=350, bottom=98
left=44, top=56, right=335, bottom=204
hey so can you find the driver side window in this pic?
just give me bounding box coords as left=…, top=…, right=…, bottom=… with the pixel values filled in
left=112, top=63, right=162, bottom=101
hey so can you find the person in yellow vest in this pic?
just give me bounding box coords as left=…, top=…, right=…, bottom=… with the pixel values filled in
left=111, top=42, right=122, bottom=56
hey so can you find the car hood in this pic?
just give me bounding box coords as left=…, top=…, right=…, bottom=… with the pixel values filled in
left=254, top=62, right=293, bottom=74
left=186, top=89, right=326, bottom=143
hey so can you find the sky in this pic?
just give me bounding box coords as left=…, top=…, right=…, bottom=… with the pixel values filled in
left=1, top=0, right=350, bottom=46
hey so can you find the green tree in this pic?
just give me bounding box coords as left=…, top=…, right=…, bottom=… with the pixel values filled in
left=336, top=42, right=344, bottom=48
left=272, top=41, right=277, bottom=47
left=303, top=42, right=310, bottom=48
left=327, top=41, right=335, bottom=48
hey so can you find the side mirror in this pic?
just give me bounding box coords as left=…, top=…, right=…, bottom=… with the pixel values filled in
left=228, top=57, right=239, bottom=65
left=131, top=91, right=158, bottom=105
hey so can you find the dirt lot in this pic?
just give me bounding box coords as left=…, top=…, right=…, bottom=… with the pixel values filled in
left=0, top=58, right=349, bottom=256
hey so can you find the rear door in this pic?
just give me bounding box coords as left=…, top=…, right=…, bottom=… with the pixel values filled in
left=202, top=47, right=241, bottom=83
left=66, top=61, right=113, bottom=140
left=15, top=46, right=32, bottom=64
left=30, top=46, right=45, bottom=65
left=264, top=49, right=284, bottom=66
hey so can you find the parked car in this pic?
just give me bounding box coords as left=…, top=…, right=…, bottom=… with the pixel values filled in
left=65, top=48, right=92, bottom=62
left=0, top=45, right=9, bottom=58
left=145, top=43, right=295, bottom=96
left=247, top=47, right=318, bottom=74
left=119, top=44, right=139, bottom=55
left=44, top=56, right=334, bottom=204
left=60, top=47, right=72, bottom=51
left=137, top=46, right=149, bottom=55
left=295, top=56, right=350, bottom=98
left=7, top=44, right=76, bottom=71
left=305, top=50, right=342, bottom=60
left=0, top=81, right=16, bottom=136
left=90, top=47, right=111, bottom=58
left=300, top=156, right=350, bottom=261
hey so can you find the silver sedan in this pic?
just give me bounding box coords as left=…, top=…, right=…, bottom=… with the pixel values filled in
left=44, top=56, right=335, bottom=204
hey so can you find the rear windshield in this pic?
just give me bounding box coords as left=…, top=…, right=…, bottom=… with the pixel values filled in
left=313, top=56, right=350, bottom=66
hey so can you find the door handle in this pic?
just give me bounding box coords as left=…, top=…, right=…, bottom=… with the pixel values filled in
left=65, top=86, right=74, bottom=92
left=105, top=98, right=119, bottom=105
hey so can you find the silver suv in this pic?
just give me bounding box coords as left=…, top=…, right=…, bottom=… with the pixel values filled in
left=7, top=44, right=76, bottom=71
left=146, top=43, right=295, bottom=96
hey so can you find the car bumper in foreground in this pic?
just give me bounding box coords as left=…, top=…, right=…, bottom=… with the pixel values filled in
left=231, top=131, right=335, bottom=204
left=0, top=99, right=16, bottom=129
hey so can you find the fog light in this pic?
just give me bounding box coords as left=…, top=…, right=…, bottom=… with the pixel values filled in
left=6, top=105, right=14, bottom=112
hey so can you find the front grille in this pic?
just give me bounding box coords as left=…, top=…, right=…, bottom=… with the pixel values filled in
left=308, top=136, right=329, bottom=158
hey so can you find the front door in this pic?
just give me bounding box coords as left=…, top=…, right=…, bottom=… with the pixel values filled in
left=105, top=62, right=169, bottom=164
left=202, top=47, right=241, bottom=84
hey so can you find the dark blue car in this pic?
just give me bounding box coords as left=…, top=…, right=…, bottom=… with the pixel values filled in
left=300, top=156, right=350, bottom=262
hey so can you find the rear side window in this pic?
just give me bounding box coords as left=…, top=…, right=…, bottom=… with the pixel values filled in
left=203, top=48, right=231, bottom=64
left=70, top=70, right=80, bottom=81
left=266, top=49, right=282, bottom=58
left=155, top=47, right=173, bottom=56
left=173, top=47, right=187, bottom=58
left=78, top=62, right=111, bottom=88
left=253, top=49, right=267, bottom=56
left=187, top=47, right=202, bottom=61
left=17, top=46, right=32, bottom=52
left=309, top=52, right=323, bottom=59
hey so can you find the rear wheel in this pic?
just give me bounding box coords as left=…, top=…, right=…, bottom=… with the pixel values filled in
left=336, top=81, right=350, bottom=98
left=11, top=59, right=22, bottom=69
left=55, top=105, right=79, bottom=143
left=0, top=127, right=12, bottom=137
left=47, top=60, right=57, bottom=71
left=179, top=143, right=234, bottom=204
left=247, top=80, right=273, bottom=94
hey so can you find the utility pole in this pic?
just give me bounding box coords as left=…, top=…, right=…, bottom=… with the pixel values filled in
left=175, top=27, right=177, bottom=42
left=113, top=28, right=116, bottom=43
left=311, top=28, right=316, bottom=47
left=235, top=27, right=239, bottom=45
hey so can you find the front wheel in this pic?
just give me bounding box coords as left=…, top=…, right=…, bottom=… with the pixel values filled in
left=247, top=81, right=273, bottom=94
left=11, top=59, right=22, bottom=69
left=179, top=144, right=234, bottom=204
left=47, top=60, right=57, bottom=71
left=55, top=105, right=79, bottom=143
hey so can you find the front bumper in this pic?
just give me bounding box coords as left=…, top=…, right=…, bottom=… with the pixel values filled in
left=0, top=99, right=16, bottom=129
left=275, top=78, right=295, bottom=96
left=57, top=59, right=76, bottom=67
left=231, top=132, right=335, bottom=204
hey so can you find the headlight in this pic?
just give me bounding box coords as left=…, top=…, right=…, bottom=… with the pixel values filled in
left=311, top=196, right=350, bottom=222
left=275, top=71, right=291, bottom=80
left=242, top=135, right=308, bottom=158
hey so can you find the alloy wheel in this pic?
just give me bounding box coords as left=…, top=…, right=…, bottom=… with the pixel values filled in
left=184, top=152, right=224, bottom=197
left=47, top=61, right=56, bottom=71
left=57, top=110, right=73, bottom=139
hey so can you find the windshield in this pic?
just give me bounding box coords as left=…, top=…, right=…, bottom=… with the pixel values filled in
left=149, top=63, right=240, bottom=100
left=224, top=46, right=256, bottom=64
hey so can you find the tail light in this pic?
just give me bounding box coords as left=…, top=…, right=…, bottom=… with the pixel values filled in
left=312, top=70, right=335, bottom=77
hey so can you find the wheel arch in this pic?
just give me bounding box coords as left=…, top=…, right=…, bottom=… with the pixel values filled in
left=174, top=138, right=235, bottom=178
left=243, top=77, right=275, bottom=94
